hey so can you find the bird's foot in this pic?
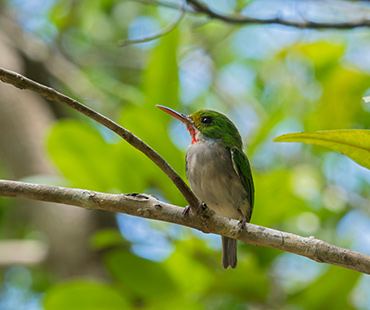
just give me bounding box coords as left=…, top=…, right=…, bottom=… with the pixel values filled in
left=237, top=209, right=248, bottom=232
left=183, top=202, right=207, bottom=216
left=238, top=218, right=247, bottom=229
left=182, top=205, right=191, bottom=216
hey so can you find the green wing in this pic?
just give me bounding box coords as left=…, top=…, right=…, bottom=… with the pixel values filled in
left=230, top=147, right=255, bottom=214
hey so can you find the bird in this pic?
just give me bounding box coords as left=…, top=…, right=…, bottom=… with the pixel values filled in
left=157, top=105, right=254, bottom=269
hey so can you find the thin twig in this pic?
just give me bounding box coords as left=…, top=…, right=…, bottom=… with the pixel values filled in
left=134, top=0, right=191, bottom=11
left=1, top=179, right=369, bottom=274
left=186, top=0, right=370, bottom=29
left=0, top=67, right=200, bottom=209
left=119, top=0, right=186, bottom=46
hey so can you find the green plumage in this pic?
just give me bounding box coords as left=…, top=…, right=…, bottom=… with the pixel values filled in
left=230, top=147, right=254, bottom=219
left=190, top=110, right=243, bottom=149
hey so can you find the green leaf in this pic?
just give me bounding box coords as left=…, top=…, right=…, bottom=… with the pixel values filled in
left=274, top=130, right=370, bottom=170
left=299, top=42, right=345, bottom=72
left=288, top=266, right=359, bottom=309
left=164, top=238, right=214, bottom=294
left=47, top=120, right=119, bottom=191
left=90, top=228, right=127, bottom=250
left=143, top=29, right=179, bottom=107
left=105, top=249, right=178, bottom=300
left=43, top=280, right=129, bottom=310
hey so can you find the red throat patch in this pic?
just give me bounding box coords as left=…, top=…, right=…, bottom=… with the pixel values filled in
left=186, top=124, right=198, bottom=144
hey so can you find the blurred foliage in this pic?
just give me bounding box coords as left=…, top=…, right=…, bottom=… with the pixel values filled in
left=43, top=280, right=130, bottom=310
left=1, top=0, right=370, bottom=309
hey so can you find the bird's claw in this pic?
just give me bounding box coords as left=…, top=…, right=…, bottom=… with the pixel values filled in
left=238, top=217, right=247, bottom=228
left=183, top=202, right=208, bottom=216
left=182, top=205, right=191, bottom=215
left=237, top=210, right=247, bottom=232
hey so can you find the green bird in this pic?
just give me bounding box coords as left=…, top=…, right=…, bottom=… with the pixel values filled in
left=157, top=105, right=254, bottom=269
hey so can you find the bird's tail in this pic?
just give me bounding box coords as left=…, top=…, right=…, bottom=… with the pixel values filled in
left=221, top=236, right=237, bottom=269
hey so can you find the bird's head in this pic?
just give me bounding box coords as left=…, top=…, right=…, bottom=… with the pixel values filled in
left=157, top=105, right=243, bottom=148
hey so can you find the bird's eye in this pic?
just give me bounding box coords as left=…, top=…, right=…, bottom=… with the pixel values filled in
left=201, top=116, right=213, bottom=125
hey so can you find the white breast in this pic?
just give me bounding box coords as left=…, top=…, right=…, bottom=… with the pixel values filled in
left=186, top=140, right=250, bottom=220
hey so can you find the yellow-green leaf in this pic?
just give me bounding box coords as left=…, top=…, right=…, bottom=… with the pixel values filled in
left=274, top=130, right=370, bottom=170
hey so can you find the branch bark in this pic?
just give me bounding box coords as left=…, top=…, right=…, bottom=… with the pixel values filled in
left=1, top=179, right=369, bottom=274
left=186, top=0, right=370, bottom=29
left=0, top=67, right=200, bottom=209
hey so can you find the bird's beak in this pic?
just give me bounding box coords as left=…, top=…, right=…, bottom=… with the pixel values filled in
left=156, top=105, right=192, bottom=125
left=157, top=105, right=198, bottom=143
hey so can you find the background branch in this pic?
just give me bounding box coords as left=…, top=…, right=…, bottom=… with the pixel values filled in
left=0, top=179, right=369, bottom=274
left=119, top=0, right=186, bottom=46
left=186, top=0, right=370, bottom=29
left=0, top=67, right=200, bottom=209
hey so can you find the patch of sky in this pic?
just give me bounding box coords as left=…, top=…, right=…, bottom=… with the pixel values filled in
left=117, top=198, right=223, bottom=258
left=337, top=210, right=370, bottom=255
left=202, top=0, right=237, bottom=14
left=116, top=213, right=176, bottom=262
left=204, top=92, right=229, bottom=112
left=216, top=63, right=256, bottom=98
left=231, top=25, right=301, bottom=60
left=0, top=265, right=43, bottom=310
left=9, top=0, right=58, bottom=42
left=241, top=0, right=302, bottom=20
left=323, top=185, right=348, bottom=213
left=179, top=49, right=213, bottom=105
left=351, top=274, right=370, bottom=310
left=345, top=29, right=370, bottom=74
left=128, top=16, right=161, bottom=50
left=323, top=152, right=370, bottom=192
left=252, top=117, right=303, bottom=169
left=243, top=0, right=369, bottom=23
left=304, top=0, right=370, bottom=23
left=272, top=252, right=326, bottom=294
left=290, top=164, right=322, bottom=207
left=229, top=104, right=260, bottom=140
left=284, top=52, right=323, bottom=101
left=92, top=122, right=120, bottom=144
left=191, top=230, right=221, bottom=250
left=361, top=86, right=370, bottom=113
left=232, top=0, right=364, bottom=61
left=157, top=0, right=185, bottom=23
left=168, top=118, right=191, bottom=152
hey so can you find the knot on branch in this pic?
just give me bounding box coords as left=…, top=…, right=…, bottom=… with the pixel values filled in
left=85, top=191, right=101, bottom=210
left=125, top=193, right=151, bottom=201
left=137, top=208, right=152, bottom=217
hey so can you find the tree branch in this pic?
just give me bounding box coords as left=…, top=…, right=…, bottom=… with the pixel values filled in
left=119, top=0, right=186, bottom=46
left=1, top=179, right=369, bottom=274
left=186, top=0, right=370, bottom=29
left=0, top=67, right=200, bottom=209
